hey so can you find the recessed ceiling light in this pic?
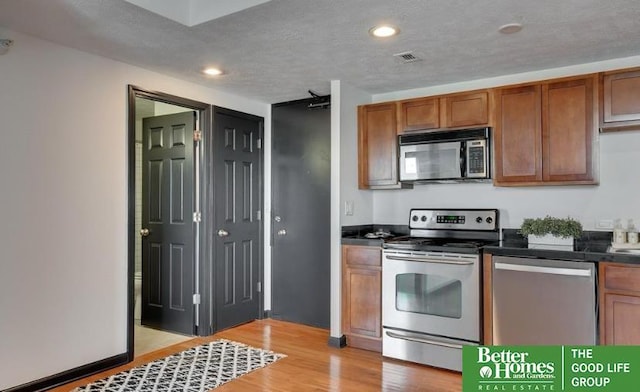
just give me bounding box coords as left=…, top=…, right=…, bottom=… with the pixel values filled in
left=369, top=25, right=399, bottom=38
left=498, top=23, right=523, bottom=34
left=203, top=67, right=223, bottom=76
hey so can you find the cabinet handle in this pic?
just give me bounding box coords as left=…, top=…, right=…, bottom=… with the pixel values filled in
left=494, top=262, right=592, bottom=277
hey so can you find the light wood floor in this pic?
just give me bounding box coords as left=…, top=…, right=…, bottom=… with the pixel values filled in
left=134, top=324, right=192, bottom=357
left=54, top=319, right=462, bottom=391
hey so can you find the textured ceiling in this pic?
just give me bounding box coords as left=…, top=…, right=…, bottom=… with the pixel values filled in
left=1, top=0, right=640, bottom=103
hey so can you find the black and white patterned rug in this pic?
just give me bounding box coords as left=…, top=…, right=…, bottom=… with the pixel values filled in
left=74, top=339, right=286, bottom=391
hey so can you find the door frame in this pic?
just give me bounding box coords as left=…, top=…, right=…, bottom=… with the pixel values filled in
left=127, top=85, right=212, bottom=359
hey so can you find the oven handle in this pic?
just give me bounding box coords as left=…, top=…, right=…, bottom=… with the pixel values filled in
left=385, top=255, right=475, bottom=265
left=385, top=330, right=464, bottom=350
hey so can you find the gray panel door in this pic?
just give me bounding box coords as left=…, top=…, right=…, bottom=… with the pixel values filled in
left=213, top=108, right=262, bottom=331
left=141, top=111, right=196, bottom=335
left=271, top=100, right=330, bottom=328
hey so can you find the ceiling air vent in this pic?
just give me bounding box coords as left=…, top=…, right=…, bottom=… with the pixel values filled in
left=393, top=51, right=422, bottom=63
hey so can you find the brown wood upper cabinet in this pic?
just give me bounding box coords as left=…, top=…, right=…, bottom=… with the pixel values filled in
left=600, top=67, right=640, bottom=132
left=397, top=97, right=440, bottom=132
left=398, top=90, right=490, bottom=133
left=494, top=74, right=598, bottom=186
left=358, top=102, right=408, bottom=189
left=443, top=91, right=490, bottom=129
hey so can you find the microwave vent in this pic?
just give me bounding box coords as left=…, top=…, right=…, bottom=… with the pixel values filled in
left=393, top=51, right=422, bottom=63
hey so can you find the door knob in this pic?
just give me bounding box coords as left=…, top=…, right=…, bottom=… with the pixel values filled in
left=277, top=229, right=287, bottom=236
left=274, top=216, right=282, bottom=222
left=140, top=228, right=150, bottom=237
left=217, top=229, right=230, bottom=237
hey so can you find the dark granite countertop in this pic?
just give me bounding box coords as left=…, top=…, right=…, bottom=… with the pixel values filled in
left=342, top=226, right=640, bottom=265
left=484, top=229, right=640, bottom=265
left=341, top=224, right=408, bottom=246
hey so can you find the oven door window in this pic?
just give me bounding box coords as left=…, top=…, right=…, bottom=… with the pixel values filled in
left=396, top=273, right=462, bottom=319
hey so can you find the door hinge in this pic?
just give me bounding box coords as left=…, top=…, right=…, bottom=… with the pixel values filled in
left=256, top=210, right=262, bottom=221
left=193, top=130, right=202, bottom=142
left=193, top=212, right=201, bottom=223
left=257, top=282, right=262, bottom=293
left=193, top=293, right=201, bottom=305
left=257, top=138, right=262, bottom=149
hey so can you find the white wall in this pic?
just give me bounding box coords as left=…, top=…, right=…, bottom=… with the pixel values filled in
left=329, top=81, right=374, bottom=339
left=369, top=57, right=640, bottom=230
left=339, top=83, right=374, bottom=226
left=0, top=30, right=270, bottom=390
left=154, top=101, right=193, bottom=116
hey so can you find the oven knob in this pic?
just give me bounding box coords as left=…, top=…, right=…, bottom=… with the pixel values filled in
left=421, top=215, right=427, bottom=222
left=412, top=215, right=419, bottom=222
left=476, top=216, right=483, bottom=223
left=486, top=217, right=493, bottom=224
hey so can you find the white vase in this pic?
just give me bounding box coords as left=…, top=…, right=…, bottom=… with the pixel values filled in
left=527, top=234, right=574, bottom=251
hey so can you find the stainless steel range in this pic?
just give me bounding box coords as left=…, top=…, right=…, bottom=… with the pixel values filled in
left=382, top=208, right=499, bottom=371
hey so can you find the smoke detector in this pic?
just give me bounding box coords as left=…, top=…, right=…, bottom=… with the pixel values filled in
left=0, top=39, right=13, bottom=55
left=499, top=23, right=523, bottom=34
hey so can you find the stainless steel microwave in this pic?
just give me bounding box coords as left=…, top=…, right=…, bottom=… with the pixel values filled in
left=399, top=127, right=490, bottom=182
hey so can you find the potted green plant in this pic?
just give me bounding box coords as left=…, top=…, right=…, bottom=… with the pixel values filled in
left=520, top=216, right=583, bottom=250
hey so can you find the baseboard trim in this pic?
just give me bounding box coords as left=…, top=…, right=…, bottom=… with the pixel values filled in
left=4, top=353, right=129, bottom=392
left=328, top=334, right=347, bottom=348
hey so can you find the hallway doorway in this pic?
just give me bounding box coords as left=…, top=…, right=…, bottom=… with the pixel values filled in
left=127, top=86, right=265, bottom=360
left=133, top=96, right=199, bottom=354
left=128, top=86, right=211, bottom=359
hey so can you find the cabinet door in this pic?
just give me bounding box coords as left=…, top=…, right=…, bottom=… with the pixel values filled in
left=603, top=293, right=640, bottom=345
left=443, top=91, right=490, bottom=128
left=344, top=245, right=380, bottom=267
left=542, top=76, right=597, bottom=183
left=603, top=263, right=640, bottom=294
left=398, top=97, right=440, bottom=133
left=493, top=85, right=543, bottom=185
left=342, top=245, right=382, bottom=352
left=343, top=266, right=381, bottom=338
left=358, top=103, right=399, bottom=188
left=601, top=69, right=640, bottom=131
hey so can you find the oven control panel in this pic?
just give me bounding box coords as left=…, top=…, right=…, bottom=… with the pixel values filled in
left=409, top=209, right=498, bottom=231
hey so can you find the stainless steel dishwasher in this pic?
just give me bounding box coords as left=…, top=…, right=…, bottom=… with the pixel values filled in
left=492, top=256, right=596, bottom=345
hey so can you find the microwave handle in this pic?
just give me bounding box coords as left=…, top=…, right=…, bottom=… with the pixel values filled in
left=460, top=142, right=466, bottom=177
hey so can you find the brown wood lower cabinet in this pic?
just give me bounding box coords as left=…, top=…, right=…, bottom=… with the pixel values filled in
left=599, top=262, right=640, bottom=345
left=342, top=244, right=382, bottom=352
